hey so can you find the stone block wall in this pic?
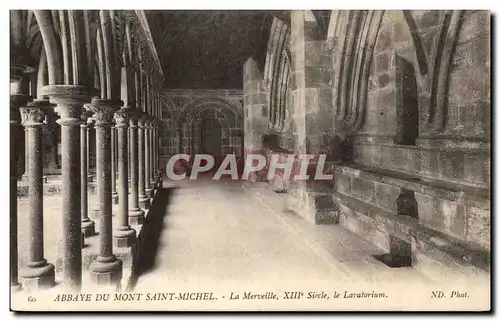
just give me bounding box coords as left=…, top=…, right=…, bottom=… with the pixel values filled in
left=241, top=10, right=490, bottom=279
left=354, top=10, right=490, bottom=189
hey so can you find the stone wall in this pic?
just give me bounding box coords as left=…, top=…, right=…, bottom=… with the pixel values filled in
left=242, top=10, right=490, bottom=280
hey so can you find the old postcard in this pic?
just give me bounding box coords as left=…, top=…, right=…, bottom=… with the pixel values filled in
left=9, top=9, right=491, bottom=312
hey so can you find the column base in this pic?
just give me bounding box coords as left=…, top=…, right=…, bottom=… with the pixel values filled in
left=129, top=208, right=145, bottom=226
left=112, top=192, right=119, bottom=205
left=139, top=196, right=150, bottom=210
left=89, top=256, right=123, bottom=287
left=89, top=207, right=100, bottom=219
left=19, top=261, right=55, bottom=291
left=113, top=227, right=136, bottom=248
left=82, top=219, right=96, bottom=237
left=146, top=187, right=154, bottom=199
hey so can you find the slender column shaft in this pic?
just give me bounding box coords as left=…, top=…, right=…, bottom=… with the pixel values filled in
left=81, top=123, right=88, bottom=224
left=54, top=103, right=84, bottom=290
left=89, top=121, right=100, bottom=219
left=155, top=126, right=159, bottom=176
left=86, top=124, right=91, bottom=174
left=144, top=121, right=151, bottom=190
left=129, top=116, right=144, bottom=224
left=49, top=126, right=59, bottom=169
left=111, top=126, right=118, bottom=203
left=28, top=123, right=44, bottom=262
left=113, top=110, right=136, bottom=247
left=20, top=104, right=56, bottom=289
left=81, top=112, right=95, bottom=237
left=43, top=85, right=93, bottom=291
left=117, top=124, right=129, bottom=227
left=149, top=123, right=155, bottom=184
left=47, top=111, right=60, bottom=171
left=153, top=126, right=157, bottom=178
left=97, top=121, right=113, bottom=257
left=89, top=99, right=122, bottom=286
left=60, top=121, right=82, bottom=289
left=151, top=124, right=155, bottom=181
left=23, top=129, right=29, bottom=179
left=128, top=128, right=131, bottom=182
left=138, top=117, right=150, bottom=209
left=155, top=127, right=158, bottom=175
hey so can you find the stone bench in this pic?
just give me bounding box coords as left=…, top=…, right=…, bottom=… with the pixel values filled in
left=331, top=163, right=490, bottom=280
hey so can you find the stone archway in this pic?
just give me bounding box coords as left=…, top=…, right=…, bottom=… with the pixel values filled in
left=176, top=97, right=244, bottom=162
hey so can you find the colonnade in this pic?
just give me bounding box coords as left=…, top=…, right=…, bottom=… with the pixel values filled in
left=10, top=10, right=164, bottom=291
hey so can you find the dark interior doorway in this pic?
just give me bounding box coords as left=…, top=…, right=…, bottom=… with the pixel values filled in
left=201, top=118, right=222, bottom=158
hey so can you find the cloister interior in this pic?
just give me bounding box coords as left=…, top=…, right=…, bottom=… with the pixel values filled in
left=10, top=10, right=490, bottom=302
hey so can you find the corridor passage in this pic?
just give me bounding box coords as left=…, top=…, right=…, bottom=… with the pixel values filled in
left=131, top=178, right=431, bottom=304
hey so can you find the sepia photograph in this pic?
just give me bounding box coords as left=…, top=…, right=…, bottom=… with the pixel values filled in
left=8, top=8, right=491, bottom=312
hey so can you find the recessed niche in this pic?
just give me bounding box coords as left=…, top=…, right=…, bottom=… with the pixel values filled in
left=373, top=235, right=412, bottom=268
left=396, top=189, right=419, bottom=219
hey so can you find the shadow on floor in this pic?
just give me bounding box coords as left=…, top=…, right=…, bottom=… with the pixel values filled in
left=126, top=187, right=175, bottom=291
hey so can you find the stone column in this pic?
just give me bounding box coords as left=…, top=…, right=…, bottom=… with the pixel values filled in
left=22, top=128, right=29, bottom=181
left=111, top=126, right=118, bottom=204
left=10, top=93, right=31, bottom=290
left=138, top=115, right=150, bottom=209
left=88, top=98, right=122, bottom=287
left=129, top=114, right=145, bottom=225
left=81, top=108, right=95, bottom=237
left=42, top=85, right=89, bottom=290
left=113, top=109, right=136, bottom=247
left=128, top=128, right=131, bottom=185
left=150, top=122, right=155, bottom=185
left=19, top=101, right=56, bottom=290
left=154, top=124, right=160, bottom=186
left=149, top=120, right=156, bottom=189
left=156, top=124, right=161, bottom=184
left=46, top=111, right=60, bottom=172
left=87, top=118, right=94, bottom=182
left=144, top=118, right=152, bottom=199
left=90, top=115, right=100, bottom=219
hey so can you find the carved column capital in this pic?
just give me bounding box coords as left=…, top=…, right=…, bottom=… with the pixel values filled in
left=114, top=107, right=135, bottom=128
left=28, top=98, right=56, bottom=125
left=137, top=112, right=150, bottom=128
left=87, top=98, right=120, bottom=126
left=81, top=109, right=94, bottom=126
left=20, top=107, right=45, bottom=127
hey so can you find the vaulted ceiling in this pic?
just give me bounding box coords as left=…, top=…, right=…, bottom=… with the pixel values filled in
left=145, top=10, right=289, bottom=89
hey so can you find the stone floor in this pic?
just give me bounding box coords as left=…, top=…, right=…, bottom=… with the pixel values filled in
left=14, top=176, right=490, bottom=310
left=129, top=178, right=449, bottom=309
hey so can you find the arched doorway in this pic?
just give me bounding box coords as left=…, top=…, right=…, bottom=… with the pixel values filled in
left=176, top=97, right=244, bottom=162
left=201, top=117, right=222, bottom=157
